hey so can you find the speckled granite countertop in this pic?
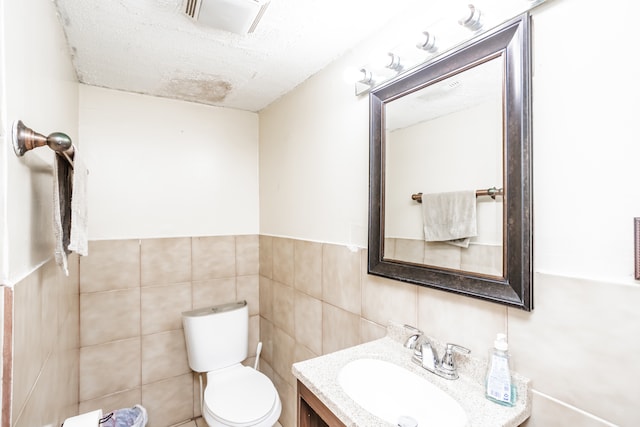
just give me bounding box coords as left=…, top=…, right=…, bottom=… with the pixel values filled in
left=292, top=323, right=531, bottom=427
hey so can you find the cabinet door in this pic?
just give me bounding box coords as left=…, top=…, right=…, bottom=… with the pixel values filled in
left=297, top=381, right=346, bottom=427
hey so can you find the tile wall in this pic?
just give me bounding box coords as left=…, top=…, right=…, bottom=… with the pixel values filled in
left=259, top=236, right=640, bottom=427
left=6, top=255, right=80, bottom=427
left=258, top=236, right=393, bottom=427
left=385, top=237, right=502, bottom=276
left=1, top=242, right=625, bottom=425
left=78, top=236, right=260, bottom=427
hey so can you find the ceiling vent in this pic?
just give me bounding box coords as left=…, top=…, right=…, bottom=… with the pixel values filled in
left=183, top=0, right=271, bottom=34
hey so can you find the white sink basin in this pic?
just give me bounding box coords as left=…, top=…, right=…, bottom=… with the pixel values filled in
left=338, top=358, right=469, bottom=427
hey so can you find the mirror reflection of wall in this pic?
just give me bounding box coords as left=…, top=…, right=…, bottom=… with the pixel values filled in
left=383, top=56, right=504, bottom=277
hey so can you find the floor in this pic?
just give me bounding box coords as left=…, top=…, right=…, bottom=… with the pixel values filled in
left=173, top=419, right=283, bottom=427
left=173, top=418, right=206, bottom=427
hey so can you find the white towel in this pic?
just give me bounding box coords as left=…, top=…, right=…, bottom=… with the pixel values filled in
left=68, top=148, right=89, bottom=256
left=422, top=190, right=477, bottom=248
left=53, top=147, right=88, bottom=276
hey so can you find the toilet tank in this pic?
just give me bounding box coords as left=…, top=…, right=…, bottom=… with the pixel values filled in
left=182, top=301, right=248, bottom=373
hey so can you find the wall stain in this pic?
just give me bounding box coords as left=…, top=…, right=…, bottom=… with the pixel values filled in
left=166, top=77, right=233, bottom=104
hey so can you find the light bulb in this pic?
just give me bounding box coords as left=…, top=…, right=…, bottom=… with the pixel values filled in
left=342, top=66, right=372, bottom=85
left=357, top=68, right=374, bottom=84
left=383, top=53, right=403, bottom=72
left=416, top=31, right=437, bottom=53
left=458, top=4, right=482, bottom=31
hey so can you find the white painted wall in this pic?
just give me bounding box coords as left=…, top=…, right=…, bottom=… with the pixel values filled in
left=259, top=52, right=372, bottom=248
left=0, top=0, right=79, bottom=285
left=79, top=85, right=259, bottom=240
left=530, top=0, right=640, bottom=283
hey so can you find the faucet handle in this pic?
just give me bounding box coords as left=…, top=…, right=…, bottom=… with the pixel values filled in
left=403, top=324, right=422, bottom=333
left=402, top=325, right=423, bottom=349
left=438, top=343, right=471, bottom=379
left=445, top=343, right=471, bottom=354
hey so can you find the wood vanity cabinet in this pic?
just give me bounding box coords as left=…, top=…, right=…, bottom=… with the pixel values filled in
left=297, top=380, right=346, bottom=427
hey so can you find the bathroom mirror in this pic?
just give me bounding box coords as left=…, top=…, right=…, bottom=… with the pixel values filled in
left=368, top=14, right=532, bottom=310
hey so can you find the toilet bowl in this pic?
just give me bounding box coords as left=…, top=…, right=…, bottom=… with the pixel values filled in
left=203, top=364, right=281, bottom=427
left=182, top=301, right=282, bottom=427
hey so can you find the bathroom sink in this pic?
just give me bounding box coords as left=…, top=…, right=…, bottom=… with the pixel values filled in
left=338, top=358, right=469, bottom=427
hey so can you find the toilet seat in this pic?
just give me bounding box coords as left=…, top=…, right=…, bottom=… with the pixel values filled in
left=204, top=364, right=280, bottom=427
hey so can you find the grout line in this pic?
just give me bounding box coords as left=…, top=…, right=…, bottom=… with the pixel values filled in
left=138, top=239, right=143, bottom=403
left=320, top=243, right=325, bottom=356
left=2, top=286, right=13, bottom=427
left=234, top=236, right=238, bottom=303
left=291, top=239, right=297, bottom=344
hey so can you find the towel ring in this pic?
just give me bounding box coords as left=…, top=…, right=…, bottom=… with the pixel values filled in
left=12, top=120, right=75, bottom=167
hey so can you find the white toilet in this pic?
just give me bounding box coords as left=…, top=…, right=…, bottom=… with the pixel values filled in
left=182, top=301, right=282, bottom=427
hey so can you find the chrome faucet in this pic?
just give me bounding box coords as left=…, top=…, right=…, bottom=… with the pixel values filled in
left=411, top=336, right=470, bottom=380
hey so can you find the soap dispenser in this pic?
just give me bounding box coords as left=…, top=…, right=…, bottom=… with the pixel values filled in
left=485, top=333, right=516, bottom=406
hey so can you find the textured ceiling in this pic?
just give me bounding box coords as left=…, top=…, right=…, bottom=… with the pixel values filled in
left=53, top=0, right=413, bottom=112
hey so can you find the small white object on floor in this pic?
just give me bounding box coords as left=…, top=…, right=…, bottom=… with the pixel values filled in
left=62, top=409, right=102, bottom=427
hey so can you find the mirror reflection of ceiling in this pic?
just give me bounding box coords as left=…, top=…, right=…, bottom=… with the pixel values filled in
left=385, top=57, right=503, bottom=131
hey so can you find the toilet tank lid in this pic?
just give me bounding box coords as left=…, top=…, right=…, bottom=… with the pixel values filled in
left=182, top=301, right=247, bottom=318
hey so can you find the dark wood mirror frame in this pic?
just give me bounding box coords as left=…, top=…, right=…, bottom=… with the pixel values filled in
left=368, top=14, right=533, bottom=311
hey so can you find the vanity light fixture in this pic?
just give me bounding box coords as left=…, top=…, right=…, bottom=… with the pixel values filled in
left=348, top=0, right=548, bottom=97
left=344, top=65, right=378, bottom=95
left=353, top=68, right=377, bottom=95
left=458, top=4, right=483, bottom=31
left=416, top=31, right=437, bottom=53
left=357, top=68, right=375, bottom=85
left=383, top=53, right=404, bottom=72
